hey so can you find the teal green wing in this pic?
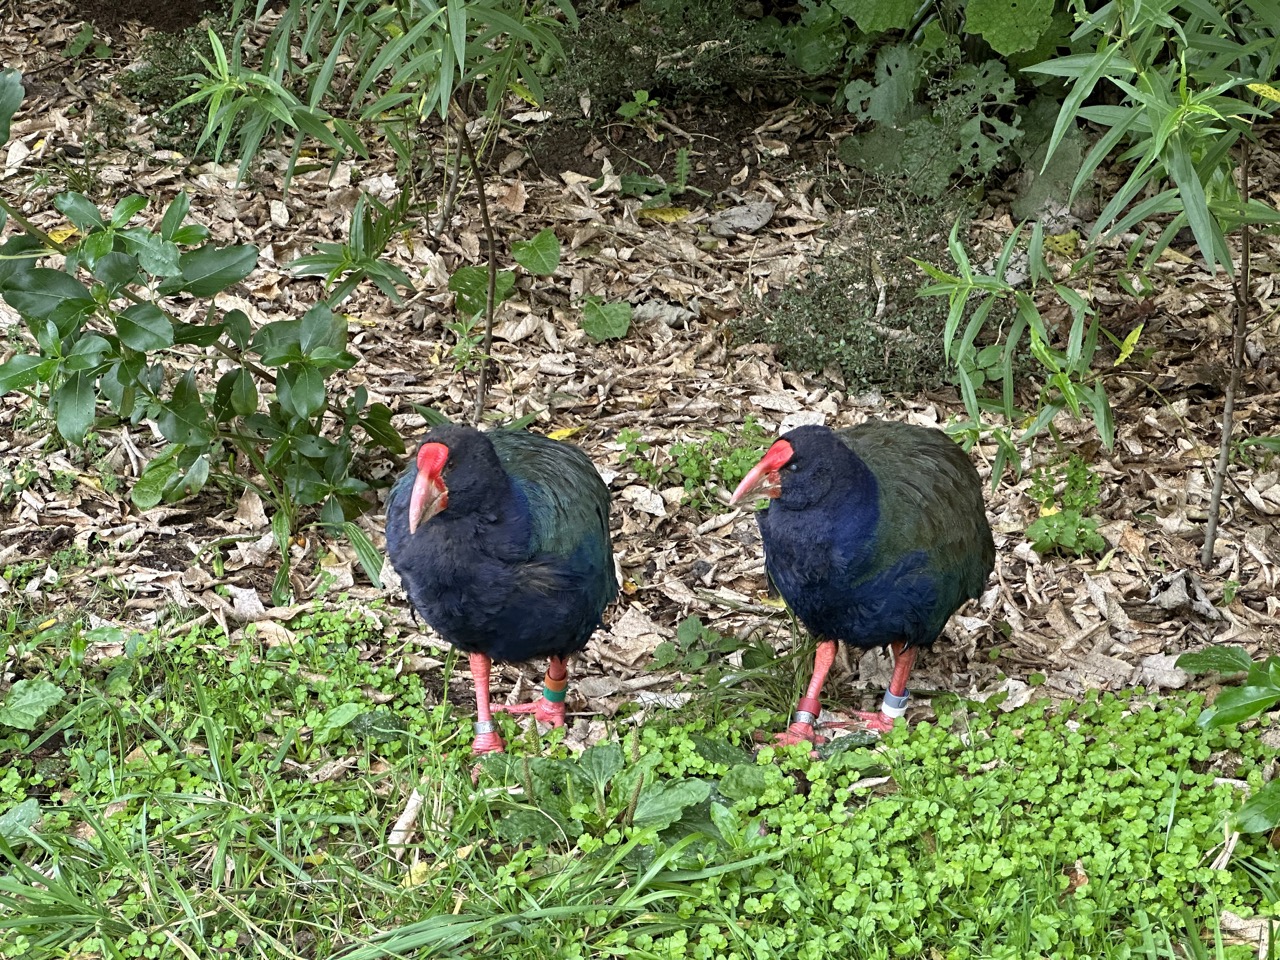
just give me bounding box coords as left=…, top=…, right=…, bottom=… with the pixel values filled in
left=491, top=430, right=618, bottom=598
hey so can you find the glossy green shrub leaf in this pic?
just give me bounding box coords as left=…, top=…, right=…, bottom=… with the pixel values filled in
left=52, top=371, right=96, bottom=445
left=156, top=369, right=210, bottom=444
left=358, top=403, right=403, bottom=453
left=92, top=251, right=140, bottom=294
left=4, top=268, right=95, bottom=321
left=0, top=355, right=42, bottom=394
left=116, top=303, right=174, bottom=351
left=280, top=364, right=325, bottom=419
left=110, top=195, right=148, bottom=228
left=54, top=192, right=106, bottom=231
left=159, top=191, right=190, bottom=241
left=0, top=68, right=22, bottom=143
left=132, top=445, right=183, bottom=509
left=179, top=243, right=259, bottom=297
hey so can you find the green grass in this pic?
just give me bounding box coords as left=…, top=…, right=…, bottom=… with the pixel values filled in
left=1, top=606, right=1277, bottom=959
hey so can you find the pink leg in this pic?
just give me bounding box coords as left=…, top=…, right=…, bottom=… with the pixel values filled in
left=848, top=642, right=916, bottom=734
left=492, top=655, right=569, bottom=727
left=768, top=640, right=838, bottom=746
left=469, top=652, right=506, bottom=755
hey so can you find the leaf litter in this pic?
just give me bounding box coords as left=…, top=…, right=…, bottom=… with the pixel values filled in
left=1, top=0, right=1278, bottom=763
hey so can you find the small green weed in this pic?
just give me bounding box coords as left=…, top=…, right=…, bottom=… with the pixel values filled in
left=616, top=89, right=660, bottom=124
left=618, top=417, right=770, bottom=512
left=1026, top=452, right=1107, bottom=556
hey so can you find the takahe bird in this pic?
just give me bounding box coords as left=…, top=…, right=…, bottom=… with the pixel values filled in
left=730, top=421, right=994, bottom=745
left=384, top=424, right=617, bottom=756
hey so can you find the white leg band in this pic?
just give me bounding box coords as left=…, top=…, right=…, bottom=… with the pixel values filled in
left=880, top=689, right=910, bottom=719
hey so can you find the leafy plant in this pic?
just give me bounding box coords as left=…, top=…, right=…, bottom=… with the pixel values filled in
left=616, top=88, right=660, bottom=123
left=290, top=186, right=415, bottom=305
left=581, top=295, right=632, bottom=342
left=838, top=35, right=1023, bottom=199
left=915, top=220, right=1135, bottom=478
left=617, top=418, right=770, bottom=511
left=1025, top=453, right=1107, bottom=556
left=0, top=72, right=396, bottom=602
left=176, top=0, right=575, bottom=183
left=1177, top=645, right=1280, bottom=834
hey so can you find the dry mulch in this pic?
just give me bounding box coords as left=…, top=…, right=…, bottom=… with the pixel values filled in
left=2, top=0, right=1279, bottom=746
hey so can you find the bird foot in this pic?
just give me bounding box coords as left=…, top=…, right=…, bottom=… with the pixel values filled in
left=492, top=697, right=566, bottom=728
left=831, top=710, right=897, bottom=735
left=470, top=730, right=507, bottom=755
left=755, top=721, right=826, bottom=747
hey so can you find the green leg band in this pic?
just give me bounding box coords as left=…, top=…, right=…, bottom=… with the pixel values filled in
left=542, top=685, right=567, bottom=703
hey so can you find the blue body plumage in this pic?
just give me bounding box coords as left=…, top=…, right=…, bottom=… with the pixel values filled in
left=385, top=425, right=617, bottom=663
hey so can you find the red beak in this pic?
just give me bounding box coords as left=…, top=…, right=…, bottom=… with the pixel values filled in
left=408, top=442, right=449, bottom=534
left=730, top=439, right=793, bottom=505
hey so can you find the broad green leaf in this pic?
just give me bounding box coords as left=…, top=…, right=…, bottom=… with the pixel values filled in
left=581, top=296, right=631, bottom=341
left=343, top=521, right=384, bottom=588
left=179, top=243, right=259, bottom=297
left=110, top=195, right=148, bottom=228
left=54, top=191, right=106, bottom=231
left=511, top=228, right=561, bottom=276
left=281, top=364, right=326, bottom=419
left=448, top=265, right=516, bottom=317
left=719, top=764, right=770, bottom=802
left=229, top=368, right=258, bottom=417
left=1176, top=647, right=1253, bottom=675
left=92, top=251, right=140, bottom=294
left=358, top=402, right=404, bottom=453
left=0, top=69, right=23, bottom=143
left=299, top=303, right=342, bottom=357
left=832, top=0, right=917, bottom=33
left=1236, top=781, right=1280, bottom=833
left=313, top=702, right=364, bottom=744
left=0, top=354, right=42, bottom=394
left=132, top=233, right=182, bottom=278
left=1198, top=685, right=1280, bottom=729
left=52, top=371, right=96, bottom=444
left=0, top=679, right=65, bottom=730
left=253, top=319, right=305, bottom=366
left=0, top=798, right=40, bottom=841
left=133, top=444, right=183, bottom=509
left=156, top=369, right=210, bottom=444
left=159, top=191, right=191, bottom=241
left=3, top=268, right=94, bottom=321
left=631, top=777, right=711, bottom=830
left=578, top=742, right=624, bottom=791
left=116, top=303, right=174, bottom=351
left=964, top=0, right=1054, bottom=54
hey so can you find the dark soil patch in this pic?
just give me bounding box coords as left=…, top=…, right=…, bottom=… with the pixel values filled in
left=69, top=0, right=220, bottom=33
left=527, top=92, right=822, bottom=202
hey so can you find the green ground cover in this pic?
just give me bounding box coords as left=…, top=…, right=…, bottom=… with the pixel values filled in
left=1, top=608, right=1276, bottom=959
